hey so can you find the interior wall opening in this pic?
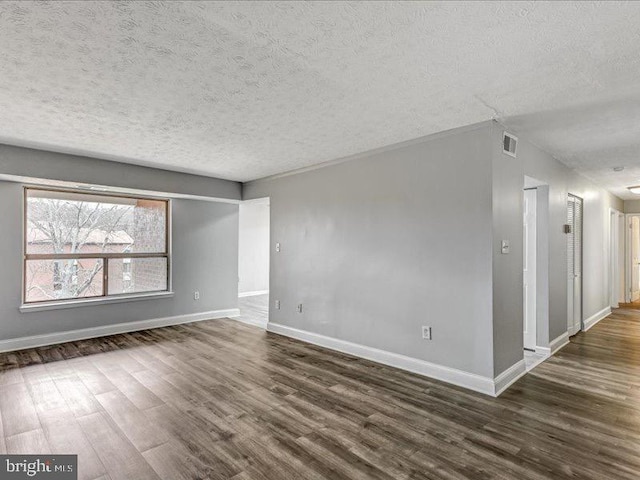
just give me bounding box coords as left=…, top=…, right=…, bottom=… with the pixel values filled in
left=609, top=208, right=624, bottom=309
left=237, top=197, right=270, bottom=328
left=625, top=214, right=640, bottom=305
left=523, top=176, right=549, bottom=371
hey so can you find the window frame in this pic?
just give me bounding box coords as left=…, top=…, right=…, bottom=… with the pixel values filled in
left=22, top=186, right=172, bottom=307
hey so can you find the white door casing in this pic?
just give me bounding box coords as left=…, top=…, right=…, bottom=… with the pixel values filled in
left=523, top=189, right=537, bottom=350
left=609, top=209, right=624, bottom=309
left=631, top=216, right=640, bottom=302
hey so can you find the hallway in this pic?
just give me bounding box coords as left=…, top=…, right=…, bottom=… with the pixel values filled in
left=501, top=306, right=640, bottom=478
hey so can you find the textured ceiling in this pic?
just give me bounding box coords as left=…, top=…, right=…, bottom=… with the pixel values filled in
left=0, top=1, right=639, bottom=195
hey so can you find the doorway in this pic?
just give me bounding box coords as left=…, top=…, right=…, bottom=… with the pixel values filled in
left=567, top=194, right=583, bottom=335
left=522, top=176, right=549, bottom=371
left=237, top=198, right=270, bottom=328
left=523, top=188, right=537, bottom=351
left=609, top=209, right=624, bottom=308
left=626, top=214, right=640, bottom=304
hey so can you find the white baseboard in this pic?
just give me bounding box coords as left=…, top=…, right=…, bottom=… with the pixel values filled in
left=531, top=331, right=571, bottom=362
left=0, top=308, right=240, bottom=353
left=583, top=306, right=611, bottom=332
left=550, top=331, right=570, bottom=355
left=534, top=345, right=551, bottom=356
left=231, top=316, right=268, bottom=329
left=267, top=322, right=498, bottom=396
left=238, top=290, right=269, bottom=298
left=493, top=359, right=527, bottom=396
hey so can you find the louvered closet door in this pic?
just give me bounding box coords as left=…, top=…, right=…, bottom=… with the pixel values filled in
left=567, top=195, right=583, bottom=335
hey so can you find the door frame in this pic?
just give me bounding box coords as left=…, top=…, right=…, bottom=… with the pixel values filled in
left=567, top=194, right=583, bottom=335
left=625, top=214, right=640, bottom=303
left=523, top=188, right=537, bottom=350
left=523, top=176, right=549, bottom=355
left=609, top=208, right=624, bottom=308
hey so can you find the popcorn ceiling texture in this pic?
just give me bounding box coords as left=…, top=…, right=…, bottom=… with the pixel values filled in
left=0, top=1, right=639, bottom=194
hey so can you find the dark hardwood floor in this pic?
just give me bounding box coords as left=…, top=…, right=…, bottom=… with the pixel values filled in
left=1, top=306, right=639, bottom=479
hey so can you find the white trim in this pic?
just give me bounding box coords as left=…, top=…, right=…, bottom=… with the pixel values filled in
left=20, top=291, right=175, bottom=313
left=549, top=332, right=570, bottom=355
left=493, top=359, right=527, bottom=396
left=238, top=290, right=269, bottom=298
left=267, top=322, right=497, bottom=396
left=526, top=331, right=574, bottom=371
left=534, top=345, right=551, bottom=356
left=609, top=208, right=623, bottom=308
left=535, top=335, right=570, bottom=356
left=0, top=174, right=241, bottom=205
left=582, top=306, right=611, bottom=332
left=240, top=197, right=270, bottom=206
left=0, top=308, right=240, bottom=353
left=524, top=352, right=548, bottom=372
left=232, top=316, right=268, bottom=329
left=625, top=214, right=640, bottom=303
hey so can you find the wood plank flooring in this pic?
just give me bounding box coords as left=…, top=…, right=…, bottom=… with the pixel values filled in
left=1, top=307, right=639, bottom=479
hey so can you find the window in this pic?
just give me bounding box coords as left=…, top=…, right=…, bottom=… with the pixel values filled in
left=24, top=188, right=169, bottom=304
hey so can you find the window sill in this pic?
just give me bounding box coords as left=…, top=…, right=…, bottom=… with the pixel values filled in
left=19, top=291, right=175, bottom=313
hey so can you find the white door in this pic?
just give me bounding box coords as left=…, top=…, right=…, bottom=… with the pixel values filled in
left=523, top=189, right=537, bottom=350
left=567, top=195, right=583, bottom=335
left=631, top=216, right=640, bottom=302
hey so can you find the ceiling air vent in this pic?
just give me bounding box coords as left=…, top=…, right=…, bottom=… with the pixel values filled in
left=503, top=132, right=518, bottom=158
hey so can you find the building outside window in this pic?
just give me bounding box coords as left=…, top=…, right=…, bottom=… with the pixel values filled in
left=23, top=188, right=169, bottom=304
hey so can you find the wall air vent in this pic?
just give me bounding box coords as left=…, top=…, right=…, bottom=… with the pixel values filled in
left=503, top=132, right=518, bottom=158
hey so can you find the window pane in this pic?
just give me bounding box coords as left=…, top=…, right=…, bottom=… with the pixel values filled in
left=25, top=259, right=104, bottom=302
left=26, top=190, right=166, bottom=255
left=108, top=257, right=167, bottom=295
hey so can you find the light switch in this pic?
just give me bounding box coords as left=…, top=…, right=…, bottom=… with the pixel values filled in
left=501, top=240, right=510, bottom=254
left=276, top=242, right=281, bottom=252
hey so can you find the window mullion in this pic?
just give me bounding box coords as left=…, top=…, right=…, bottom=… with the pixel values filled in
left=103, top=257, right=109, bottom=297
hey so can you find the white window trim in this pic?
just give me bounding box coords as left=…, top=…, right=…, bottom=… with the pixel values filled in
left=19, top=290, right=175, bottom=313
left=22, top=186, right=172, bottom=310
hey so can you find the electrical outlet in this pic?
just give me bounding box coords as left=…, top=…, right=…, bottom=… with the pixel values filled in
left=422, top=326, right=432, bottom=340
left=194, top=291, right=200, bottom=300
left=275, top=300, right=281, bottom=310
left=276, top=242, right=281, bottom=253
left=297, top=303, right=303, bottom=313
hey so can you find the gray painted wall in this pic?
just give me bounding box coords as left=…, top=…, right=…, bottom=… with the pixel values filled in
left=567, top=175, right=622, bottom=323
left=246, top=120, right=623, bottom=381
left=244, top=124, right=497, bottom=378
left=500, top=127, right=623, bottom=360
left=486, top=121, right=622, bottom=375
left=0, top=181, right=239, bottom=340
left=490, top=122, right=525, bottom=376
left=0, top=119, right=621, bottom=388
left=624, top=200, right=640, bottom=213
left=0, top=144, right=241, bottom=201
